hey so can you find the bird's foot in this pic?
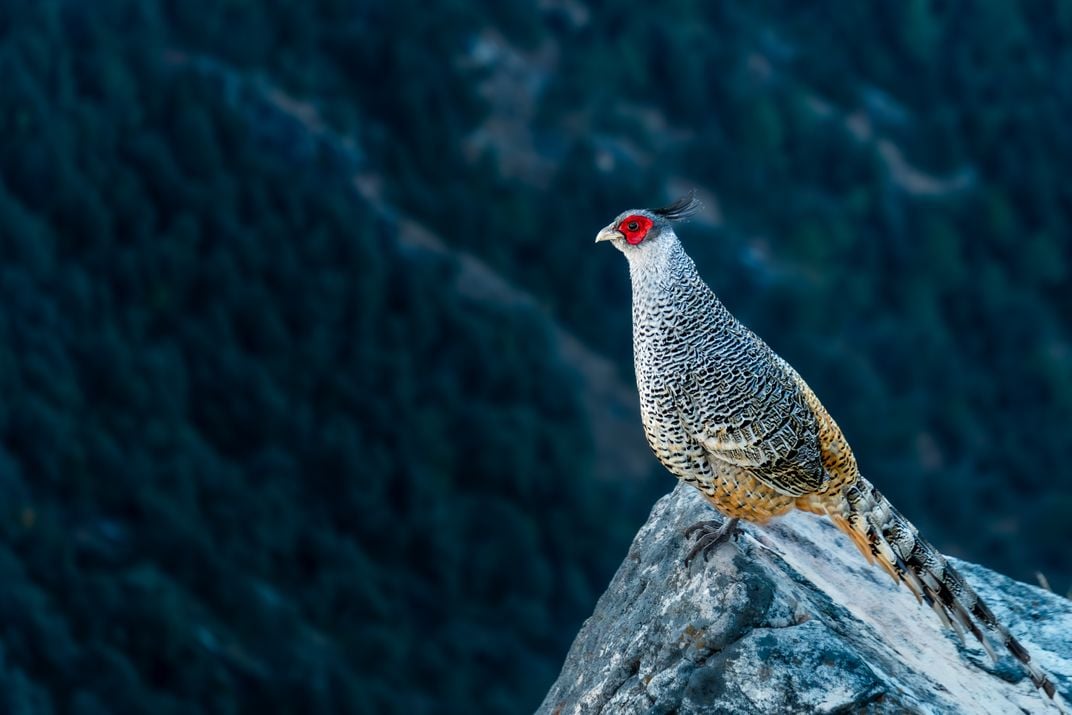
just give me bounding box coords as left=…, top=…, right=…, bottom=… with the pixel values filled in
left=683, top=517, right=741, bottom=567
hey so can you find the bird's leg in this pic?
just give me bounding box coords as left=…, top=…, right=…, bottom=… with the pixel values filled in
left=683, top=517, right=741, bottom=567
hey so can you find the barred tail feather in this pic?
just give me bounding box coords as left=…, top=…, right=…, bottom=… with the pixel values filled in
left=832, top=478, right=1057, bottom=700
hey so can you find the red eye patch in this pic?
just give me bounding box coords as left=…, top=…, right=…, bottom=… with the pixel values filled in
left=619, top=215, right=653, bottom=245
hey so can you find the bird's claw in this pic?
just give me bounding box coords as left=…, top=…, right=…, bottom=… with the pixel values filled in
left=683, top=517, right=741, bottom=567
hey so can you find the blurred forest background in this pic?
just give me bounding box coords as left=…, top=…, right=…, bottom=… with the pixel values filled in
left=1, top=0, right=1070, bottom=712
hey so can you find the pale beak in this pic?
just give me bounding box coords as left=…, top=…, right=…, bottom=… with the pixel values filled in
left=595, top=226, right=623, bottom=243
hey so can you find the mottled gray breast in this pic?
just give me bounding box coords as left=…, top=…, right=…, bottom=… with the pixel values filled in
left=631, top=243, right=826, bottom=497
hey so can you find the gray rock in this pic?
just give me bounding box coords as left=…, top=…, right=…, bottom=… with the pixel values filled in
left=539, top=484, right=1071, bottom=714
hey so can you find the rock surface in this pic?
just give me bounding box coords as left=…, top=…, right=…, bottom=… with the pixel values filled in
left=539, top=484, right=1071, bottom=714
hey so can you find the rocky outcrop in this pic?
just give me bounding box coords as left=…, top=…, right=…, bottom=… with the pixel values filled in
left=540, top=484, right=1071, bottom=714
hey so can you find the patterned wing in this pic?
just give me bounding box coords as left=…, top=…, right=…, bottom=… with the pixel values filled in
left=669, top=338, right=827, bottom=497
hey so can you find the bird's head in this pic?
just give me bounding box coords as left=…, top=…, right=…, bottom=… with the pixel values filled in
left=594, top=192, right=703, bottom=262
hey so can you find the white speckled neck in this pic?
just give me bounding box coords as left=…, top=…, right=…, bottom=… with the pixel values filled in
left=627, top=231, right=700, bottom=308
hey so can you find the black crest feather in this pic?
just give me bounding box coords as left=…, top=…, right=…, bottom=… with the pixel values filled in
left=652, top=191, right=702, bottom=221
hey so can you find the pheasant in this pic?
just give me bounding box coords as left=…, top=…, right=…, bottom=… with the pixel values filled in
left=595, top=192, right=1057, bottom=699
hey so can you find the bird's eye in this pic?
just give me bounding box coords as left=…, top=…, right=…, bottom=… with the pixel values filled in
left=619, top=215, right=654, bottom=245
